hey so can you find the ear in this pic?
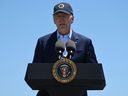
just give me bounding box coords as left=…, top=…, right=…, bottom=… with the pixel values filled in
left=53, top=15, right=56, bottom=24
left=71, top=15, right=74, bottom=24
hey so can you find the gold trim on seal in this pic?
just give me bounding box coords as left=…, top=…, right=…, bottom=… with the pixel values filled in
left=52, top=58, right=77, bottom=84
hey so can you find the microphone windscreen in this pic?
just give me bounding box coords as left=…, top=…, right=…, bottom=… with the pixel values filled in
left=55, top=41, right=65, bottom=52
left=66, top=40, right=76, bottom=52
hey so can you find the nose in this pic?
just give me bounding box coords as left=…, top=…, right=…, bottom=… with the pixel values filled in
left=58, top=18, right=65, bottom=24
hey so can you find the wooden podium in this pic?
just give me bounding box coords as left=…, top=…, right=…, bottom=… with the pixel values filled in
left=25, top=63, right=106, bottom=96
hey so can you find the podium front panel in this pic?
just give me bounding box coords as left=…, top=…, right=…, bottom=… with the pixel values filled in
left=25, top=63, right=106, bottom=90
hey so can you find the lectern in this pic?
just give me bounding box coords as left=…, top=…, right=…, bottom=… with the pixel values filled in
left=25, top=63, right=106, bottom=96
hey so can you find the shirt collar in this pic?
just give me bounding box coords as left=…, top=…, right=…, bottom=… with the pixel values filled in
left=57, top=29, right=72, bottom=39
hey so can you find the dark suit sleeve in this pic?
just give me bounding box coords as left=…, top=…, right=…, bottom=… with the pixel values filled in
left=32, top=39, right=44, bottom=63
left=85, top=39, right=98, bottom=63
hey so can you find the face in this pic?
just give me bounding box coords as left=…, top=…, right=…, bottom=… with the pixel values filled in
left=53, top=12, right=74, bottom=35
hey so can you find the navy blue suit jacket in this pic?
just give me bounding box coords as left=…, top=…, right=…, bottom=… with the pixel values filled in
left=32, top=31, right=98, bottom=96
left=33, top=31, right=98, bottom=64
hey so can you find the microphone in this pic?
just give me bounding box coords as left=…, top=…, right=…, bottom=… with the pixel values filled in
left=55, top=41, right=65, bottom=59
left=66, top=40, right=76, bottom=59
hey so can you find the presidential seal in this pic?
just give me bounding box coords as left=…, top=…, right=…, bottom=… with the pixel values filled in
left=52, top=58, right=77, bottom=84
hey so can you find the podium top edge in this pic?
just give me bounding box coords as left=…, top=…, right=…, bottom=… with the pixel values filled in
left=28, top=63, right=102, bottom=65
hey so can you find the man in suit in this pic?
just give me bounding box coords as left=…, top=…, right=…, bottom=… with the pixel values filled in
left=32, top=2, right=98, bottom=96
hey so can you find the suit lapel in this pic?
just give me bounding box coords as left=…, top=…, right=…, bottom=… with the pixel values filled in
left=45, top=31, right=58, bottom=62
left=71, top=31, right=81, bottom=61
left=71, top=31, right=79, bottom=46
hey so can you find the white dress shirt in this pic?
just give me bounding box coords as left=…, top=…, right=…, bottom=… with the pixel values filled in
left=57, top=30, right=72, bottom=57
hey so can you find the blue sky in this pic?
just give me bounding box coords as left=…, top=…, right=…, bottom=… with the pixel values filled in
left=0, top=0, right=128, bottom=96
